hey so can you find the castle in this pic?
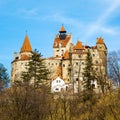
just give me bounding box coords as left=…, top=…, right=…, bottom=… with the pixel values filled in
left=11, top=25, right=108, bottom=92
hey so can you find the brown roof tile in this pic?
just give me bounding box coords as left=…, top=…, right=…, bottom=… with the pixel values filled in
left=20, top=35, right=32, bottom=53
left=64, top=51, right=69, bottom=59
left=59, top=25, right=66, bottom=32
left=53, top=36, right=71, bottom=48
left=74, top=41, right=84, bottom=50
left=20, top=54, right=30, bottom=60
left=96, top=37, right=104, bottom=44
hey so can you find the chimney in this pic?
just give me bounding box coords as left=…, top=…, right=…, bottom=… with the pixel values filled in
left=14, top=52, right=18, bottom=59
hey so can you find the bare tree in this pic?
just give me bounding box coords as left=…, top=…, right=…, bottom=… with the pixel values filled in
left=108, top=51, right=120, bottom=87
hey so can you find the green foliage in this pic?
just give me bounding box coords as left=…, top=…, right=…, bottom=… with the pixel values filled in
left=0, top=63, right=9, bottom=91
left=21, top=49, right=50, bottom=88
left=82, top=49, right=97, bottom=102
left=83, top=49, right=96, bottom=91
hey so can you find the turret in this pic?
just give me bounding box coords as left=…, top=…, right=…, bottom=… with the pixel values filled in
left=59, top=25, right=67, bottom=40
left=11, top=34, right=33, bottom=83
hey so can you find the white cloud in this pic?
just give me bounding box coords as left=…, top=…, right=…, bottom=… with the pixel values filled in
left=17, top=8, right=38, bottom=17
left=100, top=27, right=118, bottom=35
left=43, top=13, right=83, bottom=28
left=82, top=0, right=120, bottom=40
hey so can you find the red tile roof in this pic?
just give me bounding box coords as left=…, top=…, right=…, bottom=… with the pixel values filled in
left=96, top=37, right=104, bottom=44
left=20, top=54, right=30, bottom=60
left=74, top=41, right=84, bottom=50
left=64, top=51, right=69, bottom=59
left=53, top=36, right=71, bottom=48
left=59, top=25, right=66, bottom=32
left=20, top=35, right=32, bottom=53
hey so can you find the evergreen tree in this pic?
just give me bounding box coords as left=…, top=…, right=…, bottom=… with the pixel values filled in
left=82, top=49, right=96, bottom=101
left=21, top=49, right=50, bottom=88
left=0, top=63, right=9, bottom=91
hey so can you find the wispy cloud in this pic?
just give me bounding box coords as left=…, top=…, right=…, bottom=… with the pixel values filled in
left=43, top=13, right=83, bottom=28
left=82, top=0, right=120, bottom=40
left=17, top=8, right=39, bottom=18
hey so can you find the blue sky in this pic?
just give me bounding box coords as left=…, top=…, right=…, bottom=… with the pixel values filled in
left=0, top=0, right=120, bottom=75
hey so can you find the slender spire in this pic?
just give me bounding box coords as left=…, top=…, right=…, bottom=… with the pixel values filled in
left=20, top=34, right=32, bottom=53
left=59, top=24, right=66, bottom=33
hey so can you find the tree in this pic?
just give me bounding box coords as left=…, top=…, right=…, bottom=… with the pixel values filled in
left=82, top=49, right=96, bottom=102
left=21, top=49, right=50, bottom=88
left=0, top=63, right=9, bottom=92
left=108, top=50, right=120, bottom=87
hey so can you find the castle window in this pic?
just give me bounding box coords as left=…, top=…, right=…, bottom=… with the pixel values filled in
left=96, top=60, right=98, bottom=64
left=78, top=55, right=81, bottom=58
left=92, top=84, right=95, bottom=89
left=55, top=88, right=59, bottom=91
left=75, top=71, right=78, bottom=74
left=82, top=62, right=84, bottom=65
left=63, top=64, right=65, bottom=67
left=93, top=54, right=95, bottom=57
left=76, top=78, right=78, bottom=81
left=76, top=62, right=78, bottom=65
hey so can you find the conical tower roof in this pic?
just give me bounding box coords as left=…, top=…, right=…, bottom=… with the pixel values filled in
left=59, top=25, right=66, bottom=33
left=20, top=35, right=32, bottom=53
left=74, top=41, right=84, bottom=50
left=96, top=37, right=104, bottom=44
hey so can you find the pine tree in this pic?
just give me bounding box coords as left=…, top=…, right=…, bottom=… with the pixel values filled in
left=82, top=49, right=96, bottom=101
left=0, top=63, right=9, bottom=91
left=21, top=49, right=50, bottom=88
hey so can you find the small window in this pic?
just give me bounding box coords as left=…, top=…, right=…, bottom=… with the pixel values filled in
left=92, top=84, right=95, bottom=89
left=76, top=78, right=78, bottom=81
left=96, top=60, right=98, bottom=64
left=93, top=54, right=95, bottom=57
left=76, top=62, right=78, bottom=65
left=75, top=71, right=78, bottom=74
left=78, top=55, right=81, bottom=58
left=82, top=62, right=84, bottom=65
left=63, top=64, right=65, bottom=67
left=55, top=88, right=59, bottom=91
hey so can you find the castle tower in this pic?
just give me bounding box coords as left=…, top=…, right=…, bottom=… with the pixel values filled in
left=53, top=25, right=72, bottom=57
left=96, top=37, right=107, bottom=68
left=11, top=34, right=33, bottom=83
